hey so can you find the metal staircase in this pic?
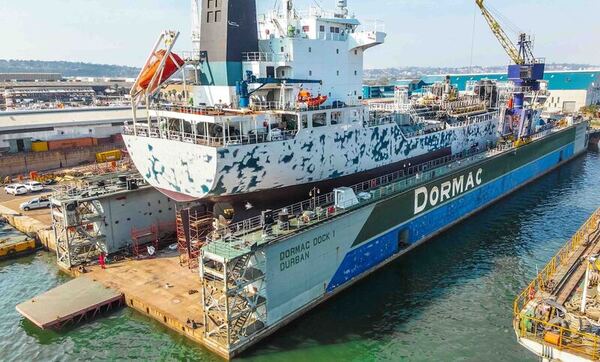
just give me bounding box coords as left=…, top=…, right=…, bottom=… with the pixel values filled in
left=200, top=250, right=267, bottom=352
left=52, top=198, right=107, bottom=269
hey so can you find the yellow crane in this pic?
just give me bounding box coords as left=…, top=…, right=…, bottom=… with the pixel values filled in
left=475, top=0, right=528, bottom=65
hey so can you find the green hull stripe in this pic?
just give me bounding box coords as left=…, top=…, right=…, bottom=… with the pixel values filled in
left=351, top=126, right=577, bottom=247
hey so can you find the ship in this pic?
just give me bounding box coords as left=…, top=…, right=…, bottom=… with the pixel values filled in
left=123, top=0, right=499, bottom=219
left=121, top=0, right=590, bottom=359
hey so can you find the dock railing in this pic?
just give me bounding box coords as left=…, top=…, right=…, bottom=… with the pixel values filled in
left=203, top=145, right=509, bottom=259
left=513, top=208, right=600, bottom=360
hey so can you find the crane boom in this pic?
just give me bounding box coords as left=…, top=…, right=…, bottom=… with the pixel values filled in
left=475, top=0, right=524, bottom=65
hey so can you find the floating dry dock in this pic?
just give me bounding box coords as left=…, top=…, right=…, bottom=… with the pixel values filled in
left=514, top=208, right=600, bottom=361
left=16, top=277, right=123, bottom=329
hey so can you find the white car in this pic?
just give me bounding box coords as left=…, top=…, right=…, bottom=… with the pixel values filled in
left=20, top=196, right=51, bottom=211
left=4, top=184, right=28, bottom=195
left=23, top=181, right=44, bottom=192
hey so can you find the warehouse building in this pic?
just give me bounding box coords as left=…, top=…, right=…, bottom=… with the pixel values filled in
left=0, top=107, right=146, bottom=153
left=0, top=73, right=62, bottom=82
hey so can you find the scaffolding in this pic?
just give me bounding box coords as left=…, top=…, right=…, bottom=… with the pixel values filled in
left=176, top=207, right=213, bottom=270
left=53, top=198, right=106, bottom=269
left=200, top=250, right=268, bottom=351
left=131, top=225, right=159, bottom=258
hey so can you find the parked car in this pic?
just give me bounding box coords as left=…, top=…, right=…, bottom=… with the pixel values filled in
left=4, top=184, right=28, bottom=195
left=43, top=179, right=57, bottom=186
left=23, top=181, right=44, bottom=192
left=20, top=196, right=51, bottom=211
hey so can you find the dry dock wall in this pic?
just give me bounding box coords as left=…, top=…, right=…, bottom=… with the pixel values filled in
left=0, top=142, right=123, bottom=176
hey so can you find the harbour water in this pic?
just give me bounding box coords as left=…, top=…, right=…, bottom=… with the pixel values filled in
left=2, top=151, right=600, bottom=362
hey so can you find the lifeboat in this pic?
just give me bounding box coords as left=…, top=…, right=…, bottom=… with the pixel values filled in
left=136, top=49, right=184, bottom=94
left=306, top=95, right=328, bottom=107
left=297, top=90, right=328, bottom=108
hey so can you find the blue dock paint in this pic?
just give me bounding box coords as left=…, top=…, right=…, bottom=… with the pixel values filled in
left=327, top=142, right=576, bottom=291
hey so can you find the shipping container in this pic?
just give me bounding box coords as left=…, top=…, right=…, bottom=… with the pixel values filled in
left=47, top=137, right=94, bottom=151
left=31, top=141, right=48, bottom=152
left=111, top=133, right=124, bottom=144
left=96, top=137, right=113, bottom=145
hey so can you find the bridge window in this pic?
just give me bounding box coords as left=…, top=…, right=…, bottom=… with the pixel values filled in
left=312, top=113, right=327, bottom=127
left=336, top=70, right=340, bottom=76
left=214, top=10, right=221, bottom=22
left=266, top=66, right=275, bottom=78
left=336, top=49, right=339, bottom=54
left=309, top=70, right=312, bottom=76
left=331, top=111, right=342, bottom=125
left=308, top=47, right=312, bottom=53
left=301, top=115, right=308, bottom=129
left=206, top=11, right=213, bottom=23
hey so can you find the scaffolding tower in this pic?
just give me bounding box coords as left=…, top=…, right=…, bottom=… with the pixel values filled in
left=176, top=207, right=213, bottom=270
left=200, top=249, right=268, bottom=352
left=52, top=198, right=106, bottom=269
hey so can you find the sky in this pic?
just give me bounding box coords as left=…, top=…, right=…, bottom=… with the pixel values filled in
left=1, top=0, right=599, bottom=69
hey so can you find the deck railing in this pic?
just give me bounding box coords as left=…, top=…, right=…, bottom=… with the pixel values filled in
left=513, top=208, right=600, bottom=360
left=203, top=145, right=509, bottom=258
left=242, top=52, right=292, bottom=62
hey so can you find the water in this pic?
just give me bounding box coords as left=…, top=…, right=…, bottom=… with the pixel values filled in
left=2, top=152, right=600, bottom=362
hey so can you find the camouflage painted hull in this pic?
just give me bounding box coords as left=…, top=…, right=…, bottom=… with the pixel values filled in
left=123, top=116, right=498, bottom=205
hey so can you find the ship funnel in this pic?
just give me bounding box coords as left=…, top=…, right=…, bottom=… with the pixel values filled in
left=197, top=0, right=258, bottom=86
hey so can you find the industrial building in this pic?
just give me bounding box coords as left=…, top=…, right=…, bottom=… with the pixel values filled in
left=362, top=79, right=428, bottom=99
left=0, top=107, right=145, bottom=153
left=0, top=73, right=133, bottom=110
left=421, top=70, right=600, bottom=114
left=0, top=73, right=62, bottom=82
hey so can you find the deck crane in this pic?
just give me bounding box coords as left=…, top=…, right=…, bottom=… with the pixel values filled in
left=475, top=0, right=545, bottom=140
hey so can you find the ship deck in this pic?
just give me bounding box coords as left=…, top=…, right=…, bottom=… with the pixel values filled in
left=514, top=208, right=600, bottom=361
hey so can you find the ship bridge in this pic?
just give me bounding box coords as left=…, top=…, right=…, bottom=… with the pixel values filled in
left=243, top=1, right=386, bottom=108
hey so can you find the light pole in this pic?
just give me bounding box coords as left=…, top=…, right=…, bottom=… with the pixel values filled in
left=309, top=187, right=320, bottom=210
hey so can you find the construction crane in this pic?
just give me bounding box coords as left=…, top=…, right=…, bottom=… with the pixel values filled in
left=476, top=0, right=531, bottom=66
left=475, top=0, right=544, bottom=89
left=475, top=0, right=545, bottom=141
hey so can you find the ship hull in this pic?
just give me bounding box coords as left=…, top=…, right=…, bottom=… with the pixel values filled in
left=207, top=146, right=451, bottom=219
left=123, top=116, right=498, bottom=203
left=202, top=122, right=588, bottom=358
